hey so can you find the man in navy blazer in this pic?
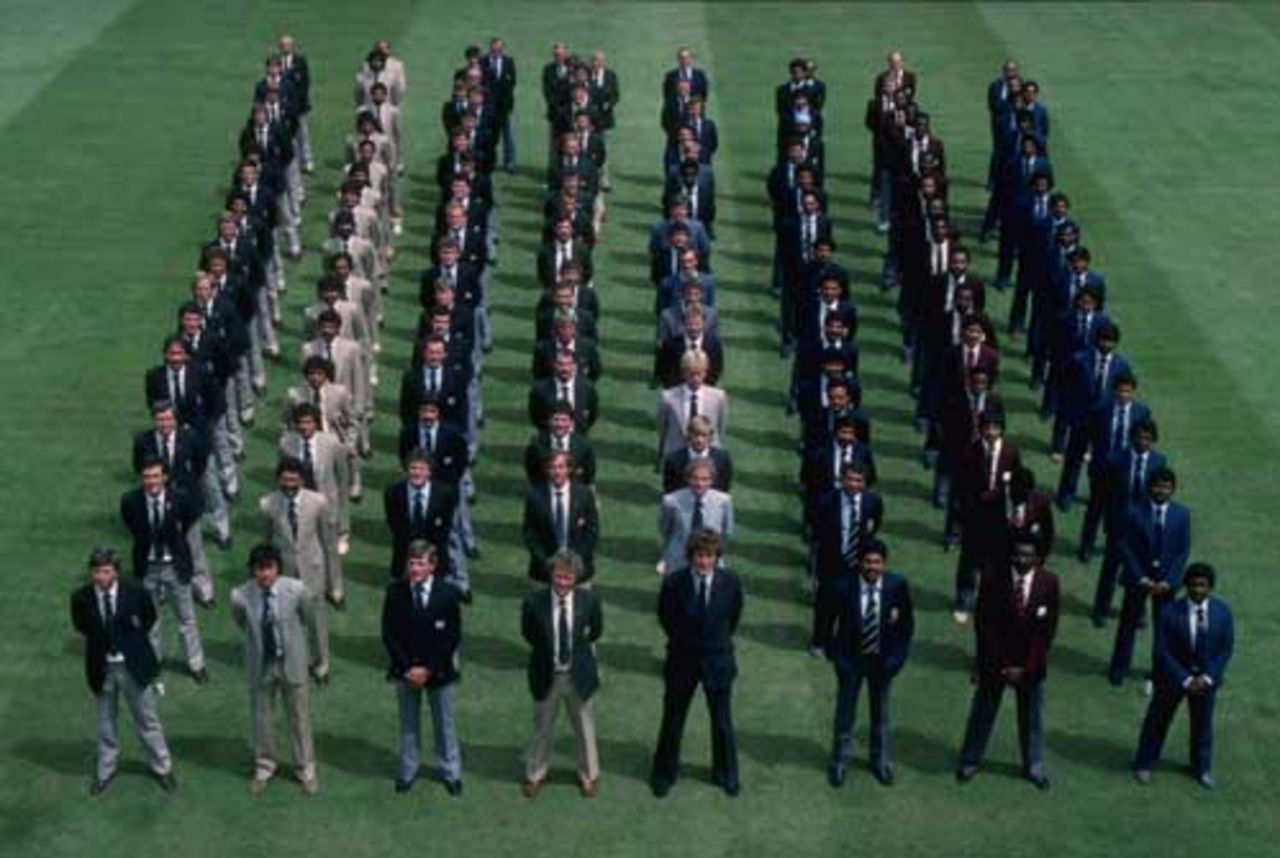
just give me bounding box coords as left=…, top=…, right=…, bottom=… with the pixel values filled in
left=651, top=531, right=744, bottom=798
left=825, top=539, right=912, bottom=787
left=1092, top=420, right=1166, bottom=626
left=1109, top=467, right=1191, bottom=686
left=1134, top=563, right=1233, bottom=790
left=663, top=47, right=709, bottom=101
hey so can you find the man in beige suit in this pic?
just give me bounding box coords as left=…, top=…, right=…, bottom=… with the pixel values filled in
left=279, top=404, right=351, bottom=555
left=284, top=357, right=365, bottom=498
left=259, top=458, right=341, bottom=680
left=657, top=351, right=727, bottom=466
left=231, top=543, right=321, bottom=795
left=301, top=310, right=371, bottom=424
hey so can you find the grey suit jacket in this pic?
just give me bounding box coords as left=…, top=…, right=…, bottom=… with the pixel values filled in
left=302, top=298, right=370, bottom=351
left=657, top=384, right=727, bottom=461
left=231, top=576, right=318, bottom=686
left=659, top=487, right=734, bottom=572
left=302, top=336, right=370, bottom=412
left=284, top=382, right=357, bottom=447
left=278, top=430, right=351, bottom=528
left=259, top=488, right=340, bottom=592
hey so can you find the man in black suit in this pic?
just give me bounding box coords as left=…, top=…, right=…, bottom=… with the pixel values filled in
left=483, top=38, right=517, bottom=172
left=662, top=415, right=732, bottom=494
left=651, top=530, right=744, bottom=798
left=810, top=461, right=884, bottom=654
left=537, top=216, right=594, bottom=288
left=70, top=547, right=176, bottom=795
left=120, top=458, right=206, bottom=683
left=521, top=550, right=604, bottom=798
left=524, top=403, right=596, bottom=486
left=531, top=310, right=602, bottom=381
left=663, top=46, right=709, bottom=101
left=384, top=450, right=460, bottom=594
left=399, top=335, right=470, bottom=433
left=825, top=539, right=914, bottom=787
left=522, top=450, right=599, bottom=583
left=381, top=541, right=464, bottom=796
left=145, top=335, right=221, bottom=439
left=528, top=350, right=598, bottom=433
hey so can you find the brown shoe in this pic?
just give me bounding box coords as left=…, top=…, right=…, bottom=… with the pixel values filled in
left=299, top=776, right=319, bottom=796
left=520, top=778, right=543, bottom=799
left=579, top=778, right=598, bottom=798
left=249, top=776, right=270, bottom=795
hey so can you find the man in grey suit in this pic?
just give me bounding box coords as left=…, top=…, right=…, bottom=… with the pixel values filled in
left=657, top=351, right=727, bottom=467
left=521, top=550, right=603, bottom=799
left=70, top=547, right=176, bottom=795
left=659, top=458, right=733, bottom=575
left=278, top=404, right=352, bottom=556
left=381, top=541, right=464, bottom=797
left=231, top=543, right=321, bottom=795
left=259, top=458, right=341, bottom=681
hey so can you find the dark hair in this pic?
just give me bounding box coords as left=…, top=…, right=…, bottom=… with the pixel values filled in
left=247, top=542, right=283, bottom=570
left=1183, top=562, right=1215, bottom=587
left=302, top=356, right=334, bottom=378
left=137, top=455, right=168, bottom=475
left=861, top=538, right=888, bottom=561
left=276, top=457, right=305, bottom=477
left=1131, top=418, right=1158, bottom=443
left=685, top=529, right=723, bottom=558
left=1148, top=466, right=1177, bottom=489
left=87, top=546, right=121, bottom=570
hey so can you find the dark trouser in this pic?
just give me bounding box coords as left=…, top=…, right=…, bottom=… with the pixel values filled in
left=1056, top=429, right=1089, bottom=503
left=1109, top=586, right=1172, bottom=683
left=1077, top=474, right=1108, bottom=556
left=959, top=677, right=1045, bottom=779
left=1027, top=297, right=1051, bottom=382
left=1135, top=685, right=1215, bottom=776
left=1091, top=528, right=1124, bottom=622
left=995, top=218, right=1019, bottom=285
left=652, top=672, right=737, bottom=789
left=810, top=575, right=844, bottom=649
left=831, top=661, right=891, bottom=773
left=1008, top=268, right=1033, bottom=333
left=954, top=526, right=994, bottom=612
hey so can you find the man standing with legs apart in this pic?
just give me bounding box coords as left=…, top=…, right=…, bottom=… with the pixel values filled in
left=231, top=543, right=321, bottom=796
left=825, top=539, right=913, bottom=788
left=957, top=534, right=1059, bottom=790
left=521, top=549, right=603, bottom=799
left=70, top=547, right=176, bottom=795
left=382, top=541, right=464, bottom=797
left=1133, top=563, right=1233, bottom=790
left=650, top=530, right=743, bottom=798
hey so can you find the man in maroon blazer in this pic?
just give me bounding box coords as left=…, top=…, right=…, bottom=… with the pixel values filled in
left=957, top=534, right=1059, bottom=790
left=953, top=410, right=1021, bottom=622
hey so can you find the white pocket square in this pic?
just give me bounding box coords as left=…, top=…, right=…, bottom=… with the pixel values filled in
left=434, top=619, right=446, bottom=629
left=1035, top=605, right=1048, bottom=619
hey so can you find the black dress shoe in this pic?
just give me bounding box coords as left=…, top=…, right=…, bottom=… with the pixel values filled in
left=722, top=781, right=740, bottom=797
left=394, top=777, right=415, bottom=794
left=191, top=668, right=209, bottom=685
left=460, top=590, right=474, bottom=605
left=1196, top=772, right=1217, bottom=791
left=1029, top=774, right=1051, bottom=791
left=650, top=778, right=672, bottom=798
left=215, top=534, right=233, bottom=551
left=156, top=771, right=179, bottom=793
left=444, top=778, right=463, bottom=797
left=464, top=546, right=481, bottom=560
left=956, top=766, right=977, bottom=783
left=827, top=765, right=847, bottom=788
left=873, top=766, right=895, bottom=786
left=89, top=774, right=115, bottom=796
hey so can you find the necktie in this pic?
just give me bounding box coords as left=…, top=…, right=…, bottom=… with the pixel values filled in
left=1153, top=506, right=1166, bottom=562
left=1193, top=604, right=1208, bottom=668
left=843, top=494, right=861, bottom=569
left=427, top=368, right=439, bottom=393
left=288, top=496, right=299, bottom=540
left=169, top=368, right=181, bottom=402
left=691, top=494, right=705, bottom=532
left=688, top=389, right=699, bottom=419
left=412, top=490, right=426, bottom=530
left=554, top=490, right=568, bottom=547
left=150, top=499, right=163, bottom=559
left=1014, top=575, right=1029, bottom=616
left=1076, top=311, right=1087, bottom=340
left=261, top=591, right=280, bottom=666
left=1132, top=453, right=1146, bottom=499
left=424, top=427, right=435, bottom=455
left=559, top=381, right=572, bottom=406
left=985, top=443, right=997, bottom=491
left=694, top=576, right=708, bottom=616
left=414, top=581, right=427, bottom=611
left=1113, top=405, right=1129, bottom=450
left=1095, top=353, right=1110, bottom=393
left=101, top=590, right=119, bottom=653
left=557, top=596, right=571, bottom=668
left=861, top=588, right=880, bottom=654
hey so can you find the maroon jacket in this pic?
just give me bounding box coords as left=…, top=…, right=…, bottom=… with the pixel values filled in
left=974, top=566, right=1060, bottom=683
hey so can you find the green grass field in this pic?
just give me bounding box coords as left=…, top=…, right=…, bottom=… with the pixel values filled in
left=2, top=2, right=1278, bottom=855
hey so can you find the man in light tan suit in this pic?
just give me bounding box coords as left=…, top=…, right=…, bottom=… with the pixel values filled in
left=301, top=311, right=371, bottom=423
left=231, top=543, right=321, bottom=795
left=284, top=357, right=365, bottom=498
left=279, top=404, right=351, bottom=555
left=259, top=458, right=341, bottom=680
left=657, top=351, right=727, bottom=467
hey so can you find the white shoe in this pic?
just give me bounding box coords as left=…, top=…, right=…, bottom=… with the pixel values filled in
left=337, top=534, right=350, bottom=556
left=952, top=610, right=971, bottom=625
left=1142, top=680, right=1153, bottom=698
left=392, top=220, right=403, bottom=237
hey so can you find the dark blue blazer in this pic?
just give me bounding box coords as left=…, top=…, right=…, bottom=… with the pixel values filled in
left=658, top=567, right=742, bottom=692
left=1104, top=447, right=1168, bottom=525
left=811, top=489, right=884, bottom=575
left=1085, top=399, right=1152, bottom=475
left=1051, top=268, right=1108, bottom=315
left=1061, top=345, right=1130, bottom=424
left=827, top=572, right=913, bottom=676
left=1154, top=596, right=1233, bottom=691
left=1120, top=501, right=1191, bottom=588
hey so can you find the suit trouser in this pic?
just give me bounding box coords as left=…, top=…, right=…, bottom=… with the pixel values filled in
left=296, top=114, right=314, bottom=168
left=251, top=662, right=315, bottom=781
left=291, top=578, right=331, bottom=671
left=255, top=284, right=280, bottom=353
left=1056, top=427, right=1089, bottom=502
left=499, top=112, right=516, bottom=167
left=201, top=461, right=232, bottom=539
left=809, top=576, right=843, bottom=649
left=1135, top=685, right=1215, bottom=776
left=959, top=677, right=1045, bottom=779
left=143, top=562, right=204, bottom=672
left=96, top=662, right=172, bottom=781
left=1109, top=587, right=1171, bottom=683
left=185, top=525, right=214, bottom=603
left=1091, top=532, right=1124, bottom=621
left=831, top=662, right=891, bottom=772
left=652, top=672, right=737, bottom=787
left=234, top=354, right=257, bottom=418
left=525, top=673, right=599, bottom=783
left=396, top=680, right=462, bottom=782
left=1077, top=473, right=1108, bottom=554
